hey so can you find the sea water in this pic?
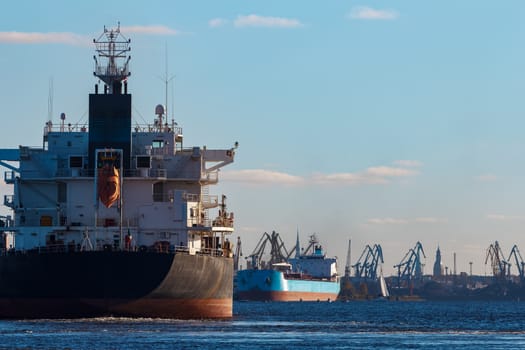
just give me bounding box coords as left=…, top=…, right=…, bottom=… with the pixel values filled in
left=0, top=301, right=524, bottom=349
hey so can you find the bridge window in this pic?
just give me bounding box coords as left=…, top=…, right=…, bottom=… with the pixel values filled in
left=152, top=140, right=164, bottom=148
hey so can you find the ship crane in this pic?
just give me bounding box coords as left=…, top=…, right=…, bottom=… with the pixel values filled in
left=344, top=239, right=352, bottom=277
left=245, top=231, right=290, bottom=269
left=394, top=241, right=426, bottom=289
left=234, top=236, right=243, bottom=271
left=353, top=244, right=384, bottom=280
left=507, top=245, right=525, bottom=282
left=485, top=241, right=509, bottom=279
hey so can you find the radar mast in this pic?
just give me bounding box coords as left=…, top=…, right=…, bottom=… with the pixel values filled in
left=93, top=23, right=131, bottom=94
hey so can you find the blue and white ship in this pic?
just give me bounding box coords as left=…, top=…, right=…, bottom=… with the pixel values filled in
left=236, top=232, right=339, bottom=301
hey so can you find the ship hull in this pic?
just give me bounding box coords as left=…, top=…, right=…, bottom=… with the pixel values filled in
left=235, top=269, right=339, bottom=302
left=0, top=251, right=233, bottom=319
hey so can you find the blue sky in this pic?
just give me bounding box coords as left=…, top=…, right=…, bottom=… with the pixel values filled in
left=1, top=1, right=525, bottom=276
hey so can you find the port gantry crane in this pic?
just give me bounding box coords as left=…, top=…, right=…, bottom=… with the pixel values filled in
left=245, top=230, right=293, bottom=269
left=508, top=245, right=525, bottom=282
left=394, top=241, right=426, bottom=289
left=352, top=244, right=384, bottom=280
left=485, top=241, right=509, bottom=279
left=233, top=236, right=243, bottom=271
left=344, top=239, right=352, bottom=277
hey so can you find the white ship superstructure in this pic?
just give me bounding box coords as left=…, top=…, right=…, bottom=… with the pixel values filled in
left=0, top=24, right=236, bottom=257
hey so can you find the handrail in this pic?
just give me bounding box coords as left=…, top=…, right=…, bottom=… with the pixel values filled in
left=43, top=124, right=184, bottom=136
left=0, top=244, right=225, bottom=257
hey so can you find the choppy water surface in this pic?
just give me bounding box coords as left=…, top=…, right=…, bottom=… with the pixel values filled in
left=1, top=301, right=525, bottom=349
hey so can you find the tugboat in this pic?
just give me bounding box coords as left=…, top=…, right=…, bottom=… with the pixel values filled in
left=0, top=25, right=237, bottom=319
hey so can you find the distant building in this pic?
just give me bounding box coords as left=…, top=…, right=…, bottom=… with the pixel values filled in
left=433, top=246, right=443, bottom=277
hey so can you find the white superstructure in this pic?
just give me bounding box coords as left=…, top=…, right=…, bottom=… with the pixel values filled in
left=0, top=25, right=236, bottom=257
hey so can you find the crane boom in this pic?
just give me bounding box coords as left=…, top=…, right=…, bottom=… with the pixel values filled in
left=507, top=244, right=524, bottom=280
left=233, top=236, right=242, bottom=271
left=352, top=243, right=384, bottom=280
left=344, top=239, right=352, bottom=277
left=246, top=231, right=289, bottom=269
left=394, top=241, right=426, bottom=288
left=485, top=241, right=508, bottom=278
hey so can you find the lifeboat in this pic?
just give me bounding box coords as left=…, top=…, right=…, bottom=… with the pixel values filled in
left=97, top=163, right=120, bottom=208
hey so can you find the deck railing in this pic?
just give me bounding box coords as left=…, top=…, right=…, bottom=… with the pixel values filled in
left=44, top=124, right=183, bottom=136
left=0, top=244, right=226, bottom=257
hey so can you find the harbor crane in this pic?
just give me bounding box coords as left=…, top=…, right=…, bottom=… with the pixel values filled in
left=485, top=241, right=509, bottom=279
left=353, top=244, right=384, bottom=280
left=344, top=239, right=352, bottom=277
left=394, top=241, right=426, bottom=289
left=233, top=236, right=242, bottom=271
left=245, top=231, right=292, bottom=269
left=507, top=244, right=524, bottom=281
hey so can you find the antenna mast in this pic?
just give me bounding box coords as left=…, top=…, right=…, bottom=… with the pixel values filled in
left=160, top=44, right=175, bottom=125
left=93, top=23, right=131, bottom=94
left=48, top=78, right=53, bottom=122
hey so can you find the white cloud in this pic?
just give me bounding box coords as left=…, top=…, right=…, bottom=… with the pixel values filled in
left=119, top=25, right=179, bottom=35
left=312, top=172, right=385, bottom=185
left=366, top=166, right=418, bottom=177
left=234, top=14, right=303, bottom=28
left=0, top=31, right=87, bottom=45
left=221, top=169, right=305, bottom=185
left=347, top=6, right=399, bottom=20
left=223, top=161, right=420, bottom=187
left=414, top=217, right=448, bottom=223
left=209, top=18, right=228, bottom=28
left=487, top=214, right=525, bottom=221
left=475, top=174, right=498, bottom=182
left=394, top=160, right=423, bottom=168
left=313, top=165, right=418, bottom=185
left=0, top=25, right=178, bottom=46
left=367, top=218, right=409, bottom=225
left=368, top=217, right=447, bottom=225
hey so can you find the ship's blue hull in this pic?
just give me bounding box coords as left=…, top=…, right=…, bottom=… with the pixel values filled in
left=235, top=269, right=339, bottom=301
